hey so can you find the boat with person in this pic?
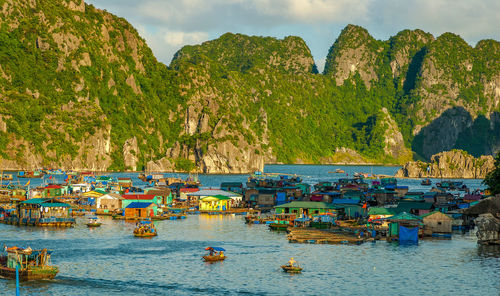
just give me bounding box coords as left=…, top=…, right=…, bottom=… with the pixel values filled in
left=86, top=217, right=102, bottom=227
left=133, top=220, right=157, bottom=237
left=203, top=247, right=226, bottom=262
left=421, top=178, right=432, bottom=186
left=0, top=246, right=58, bottom=280
left=281, top=257, right=302, bottom=273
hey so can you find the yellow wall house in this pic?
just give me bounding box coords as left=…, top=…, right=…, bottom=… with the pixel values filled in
left=199, top=195, right=231, bottom=211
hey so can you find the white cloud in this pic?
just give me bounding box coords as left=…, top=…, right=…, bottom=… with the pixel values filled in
left=87, top=0, right=500, bottom=66
left=163, top=31, right=209, bottom=48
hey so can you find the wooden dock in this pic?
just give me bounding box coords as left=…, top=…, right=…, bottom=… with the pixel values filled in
left=287, top=228, right=365, bottom=245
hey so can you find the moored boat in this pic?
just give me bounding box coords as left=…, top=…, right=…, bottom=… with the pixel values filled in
left=421, top=178, right=432, bottom=186
left=0, top=247, right=58, bottom=280
left=1, top=174, right=13, bottom=181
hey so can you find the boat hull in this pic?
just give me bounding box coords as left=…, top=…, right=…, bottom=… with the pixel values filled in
left=203, top=255, right=226, bottom=262
left=86, top=223, right=102, bottom=227
left=269, top=223, right=289, bottom=230
left=281, top=265, right=302, bottom=273
left=134, top=232, right=157, bottom=237
left=0, top=266, right=58, bottom=281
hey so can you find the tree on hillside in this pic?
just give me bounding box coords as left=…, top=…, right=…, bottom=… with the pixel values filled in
left=483, top=151, right=500, bottom=195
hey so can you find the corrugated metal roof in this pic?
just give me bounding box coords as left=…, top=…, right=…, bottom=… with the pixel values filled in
left=368, top=207, right=396, bottom=216
left=21, top=198, right=50, bottom=204
left=122, top=194, right=155, bottom=200
left=186, top=189, right=240, bottom=197
left=387, top=212, right=422, bottom=220
left=125, top=202, right=155, bottom=209
left=41, top=202, right=70, bottom=207
left=275, top=201, right=334, bottom=209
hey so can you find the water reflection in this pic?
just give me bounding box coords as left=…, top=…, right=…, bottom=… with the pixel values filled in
left=477, top=244, right=500, bottom=258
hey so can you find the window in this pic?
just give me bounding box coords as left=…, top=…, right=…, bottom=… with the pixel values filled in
left=437, top=222, right=442, bottom=225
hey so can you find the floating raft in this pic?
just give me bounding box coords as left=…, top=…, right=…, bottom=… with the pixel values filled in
left=287, top=228, right=364, bottom=245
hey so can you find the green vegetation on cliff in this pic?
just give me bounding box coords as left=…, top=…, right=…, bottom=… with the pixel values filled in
left=0, top=1, right=498, bottom=172
left=483, top=152, right=500, bottom=195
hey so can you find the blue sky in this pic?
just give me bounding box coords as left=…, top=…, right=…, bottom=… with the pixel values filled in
left=86, top=0, right=499, bottom=71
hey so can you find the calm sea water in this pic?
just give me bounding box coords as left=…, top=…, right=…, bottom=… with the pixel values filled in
left=1, top=165, right=498, bottom=295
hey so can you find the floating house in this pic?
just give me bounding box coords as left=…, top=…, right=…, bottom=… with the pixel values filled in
left=257, top=189, right=276, bottom=207
left=14, top=198, right=74, bottom=227
left=43, top=184, right=68, bottom=197
left=144, top=188, right=173, bottom=205
left=71, top=183, right=91, bottom=194
left=331, top=199, right=364, bottom=219
left=179, top=187, right=200, bottom=204
left=386, top=212, right=422, bottom=242
left=187, top=189, right=242, bottom=208
left=122, top=194, right=162, bottom=209
left=96, top=193, right=123, bottom=211
left=368, top=207, right=395, bottom=226
left=371, top=189, right=396, bottom=205
left=310, top=191, right=341, bottom=203
left=394, top=201, right=433, bottom=216
left=124, top=202, right=158, bottom=219
left=421, top=211, right=453, bottom=234
left=81, top=189, right=107, bottom=206
left=199, top=195, right=231, bottom=211
left=117, top=177, right=133, bottom=189
left=275, top=201, right=335, bottom=216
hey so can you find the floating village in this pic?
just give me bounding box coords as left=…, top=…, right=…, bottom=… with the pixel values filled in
left=0, top=168, right=499, bottom=282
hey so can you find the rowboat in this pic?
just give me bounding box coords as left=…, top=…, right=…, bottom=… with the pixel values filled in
left=421, top=178, right=432, bottom=186
left=133, top=220, right=157, bottom=237
left=0, top=247, right=58, bottom=281
left=86, top=217, right=102, bottom=227
left=203, top=247, right=226, bottom=262
left=202, top=255, right=226, bottom=262
left=134, top=232, right=157, bottom=237
left=269, top=223, right=290, bottom=230
left=281, top=265, right=302, bottom=273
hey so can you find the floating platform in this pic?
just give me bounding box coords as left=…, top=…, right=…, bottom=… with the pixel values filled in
left=287, top=228, right=364, bottom=245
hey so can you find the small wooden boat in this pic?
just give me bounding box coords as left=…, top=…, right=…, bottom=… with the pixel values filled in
left=281, top=265, right=302, bottom=273
left=269, top=223, right=290, bottom=230
left=0, top=247, right=58, bottom=280
left=1, top=174, right=13, bottom=181
left=86, top=217, right=102, bottom=227
left=133, top=220, right=157, bottom=237
left=329, top=169, right=345, bottom=174
left=202, top=254, right=226, bottom=262
left=203, top=247, right=226, bottom=262
left=421, top=178, right=432, bottom=186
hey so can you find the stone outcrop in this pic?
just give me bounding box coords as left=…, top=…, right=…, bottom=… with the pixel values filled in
left=395, top=150, right=495, bottom=178
left=123, top=137, right=139, bottom=171
left=380, top=108, right=412, bottom=162
left=475, top=214, right=500, bottom=245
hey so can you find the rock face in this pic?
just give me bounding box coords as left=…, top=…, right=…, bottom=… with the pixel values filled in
left=323, top=25, right=384, bottom=88
left=475, top=214, right=500, bottom=245
left=380, top=108, right=412, bottom=162
left=395, top=150, right=495, bottom=178
left=0, top=3, right=498, bottom=173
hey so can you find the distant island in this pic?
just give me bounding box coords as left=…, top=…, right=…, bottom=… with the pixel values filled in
left=0, top=0, right=498, bottom=173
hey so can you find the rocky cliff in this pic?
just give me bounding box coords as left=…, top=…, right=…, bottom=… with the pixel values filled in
left=0, top=1, right=498, bottom=173
left=395, top=150, right=495, bottom=178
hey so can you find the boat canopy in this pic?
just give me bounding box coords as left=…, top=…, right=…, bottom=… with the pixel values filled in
left=206, top=247, right=225, bottom=251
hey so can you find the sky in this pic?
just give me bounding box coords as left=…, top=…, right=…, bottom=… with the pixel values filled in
left=86, top=0, right=500, bottom=72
